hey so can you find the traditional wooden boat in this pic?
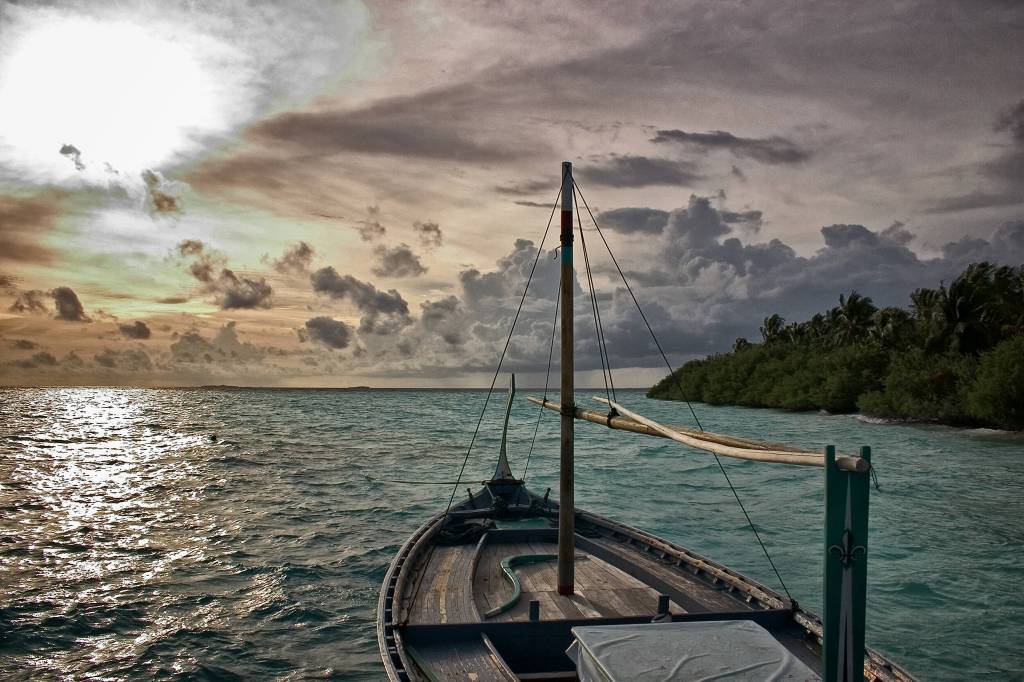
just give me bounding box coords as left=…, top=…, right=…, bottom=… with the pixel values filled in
left=378, top=163, right=918, bottom=682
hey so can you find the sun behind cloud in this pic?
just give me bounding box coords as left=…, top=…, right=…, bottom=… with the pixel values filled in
left=0, top=17, right=227, bottom=179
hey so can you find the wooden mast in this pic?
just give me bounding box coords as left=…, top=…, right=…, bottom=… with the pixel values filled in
left=557, top=161, right=575, bottom=595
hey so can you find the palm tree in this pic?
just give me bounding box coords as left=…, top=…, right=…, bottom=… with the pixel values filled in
left=869, top=307, right=912, bottom=347
left=805, top=313, right=829, bottom=344
left=910, top=287, right=944, bottom=321
left=985, top=264, right=1024, bottom=339
left=910, top=286, right=949, bottom=351
left=759, top=314, right=785, bottom=344
left=944, top=263, right=994, bottom=353
left=910, top=262, right=1020, bottom=354
left=831, top=291, right=877, bottom=345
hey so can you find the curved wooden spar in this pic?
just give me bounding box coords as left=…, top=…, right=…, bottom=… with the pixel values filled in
left=526, top=395, right=868, bottom=473
left=528, top=397, right=788, bottom=451
left=596, top=397, right=869, bottom=473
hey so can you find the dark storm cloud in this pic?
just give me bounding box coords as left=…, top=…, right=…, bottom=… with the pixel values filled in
left=118, top=320, right=152, bottom=339
left=345, top=195, right=1021, bottom=378
left=357, top=221, right=386, bottom=241
left=310, top=266, right=413, bottom=334
left=820, top=224, right=879, bottom=249
left=186, top=152, right=290, bottom=196
left=664, top=196, right=733, bottom=249
left=880, top=221, right=914, bottom=246
left=271, top=241, right=315, bottom=275
left=371, top=243, right=427, bottom=278
left=358, top=238, right=590, bottom=376
left=651, top=130, right=810, bottom=164
left=597, top=199, right=1024, bottom=365
left=33, top=351, right=58, bottom=366
left=597, top=207, right=670, bottom=234
left=187, top=0, right=1024, bottom=241
left=494, top=179, right=555, bottom=197
left=934, top=99, right=1024, bottom=212
left=61, top=351, right=84, bottom=369
left=5, top=351, right=58, bottom=370
left=176, top=240, right=273, bottom=310
left=301, top=316, right=353, bottom=349
left=0, top=193, right=61, bottom=265
left=169, top=330, right=217, bottom=364
left=51, top=286, right=89, bottom=322
left=996, top=99, right=1024, bottom=142
left=142, top=170, right=182, bottom=215
left=414, top=221, right=443, bottom=249
left=925, top=190, right=1024, bottom=214
left=177, top=239, right=205, bottom=257
left=95, top=348, right=153, bottom=371
left=577, top=155, right=703, bottom=188
left=356, top=206, right=387, bottom=242
left=720, top=210, right=763, bottom=229
left=9, top=289, right=48, bottom=314
left=420, top=296, right=466, bottom=345
left=383, top=193, right=1024, bottom=377
left=458, top=237, right=567, bottom=307
left=59, top=143, right=84, bottom=171
left=249, top=84, right=513, bottom=162
left=169, top=322, right=265, bottom=365
left=940, top=221, right=1024, bottom=263
left=217, top=272, right=273, bottom=309
left=513, top=200, right=555, bottom=208
left=982, top=151, right=1024, bottom=185
left=540, top=3, right=1024, bottom=117
left=981, top=101, right=1024, bottom=190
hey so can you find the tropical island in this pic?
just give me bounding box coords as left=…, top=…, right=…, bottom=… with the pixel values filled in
left=649, top=262, right=1024, bottom=430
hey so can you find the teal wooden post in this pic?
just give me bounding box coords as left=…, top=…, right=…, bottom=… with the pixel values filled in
left=823, top=445, right=871, bottom=682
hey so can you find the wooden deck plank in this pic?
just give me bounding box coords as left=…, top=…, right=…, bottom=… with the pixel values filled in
left=450, top=541, right=478, bottom=622
left=565, top=591, right=604, bottom=619
left=407, top=543, right=480, bottom=625
left=587, top=534, right=753, bottom=612
left=409, top=635, right=516, bottom=681
left=522, top=541, right=590, bottom=620
left=472, top=544, right=500, bottom=615
left=465, top=537, right=690, bottom=622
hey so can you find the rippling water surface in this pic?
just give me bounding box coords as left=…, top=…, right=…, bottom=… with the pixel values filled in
left=1, top=387, right=1022, bottom=680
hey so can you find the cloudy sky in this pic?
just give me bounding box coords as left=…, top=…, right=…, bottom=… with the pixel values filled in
left=1, top=0, right=1022, bottom=387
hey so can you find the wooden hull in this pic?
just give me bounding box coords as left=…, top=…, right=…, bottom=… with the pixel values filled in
left=378, top=484, right=916, bottom=681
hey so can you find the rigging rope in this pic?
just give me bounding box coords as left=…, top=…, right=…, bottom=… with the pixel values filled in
left=364, top=474, right=465, bottom=485
left=574, top=182, right=794, bottom=603
left=441, top=173, right=566, bottom=521
left=522, top=267, right=561, bottom=481
left=575, top=191, right=616, bottom=407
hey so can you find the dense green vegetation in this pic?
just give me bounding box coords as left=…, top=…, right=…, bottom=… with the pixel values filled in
left=649, top=262, right=1024, bottom=430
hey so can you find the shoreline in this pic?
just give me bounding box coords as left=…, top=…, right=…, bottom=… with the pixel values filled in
left=647, top=395, right=1024, bottom=433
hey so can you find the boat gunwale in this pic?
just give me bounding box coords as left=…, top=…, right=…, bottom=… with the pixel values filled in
left=576, top=508, right=917, bottom=682
left=378, top=491, right=917, bottom=682
left=575, top=508, right=792, bottom=611
left=377, top=510, right=445, bottom=682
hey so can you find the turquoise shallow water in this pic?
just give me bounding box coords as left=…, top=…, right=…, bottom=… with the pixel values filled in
left=1, top=387, right=1022, bottom=680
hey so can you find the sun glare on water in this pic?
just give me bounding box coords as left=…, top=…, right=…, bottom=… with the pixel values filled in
left=0, top=18, right=223, bottom=177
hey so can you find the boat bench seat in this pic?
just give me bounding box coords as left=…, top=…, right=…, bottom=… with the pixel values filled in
left=406, top=634, right=517, bottom=682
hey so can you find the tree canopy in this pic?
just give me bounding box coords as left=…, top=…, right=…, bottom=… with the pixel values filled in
left=649, top=262, right=1024, bottom=430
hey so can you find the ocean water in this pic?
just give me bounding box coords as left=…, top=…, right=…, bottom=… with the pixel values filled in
left=1, top=387, right=1022, bottom=681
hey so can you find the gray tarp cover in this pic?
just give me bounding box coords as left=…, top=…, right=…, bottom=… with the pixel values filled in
left=566, top=620, right=821, bottom=682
